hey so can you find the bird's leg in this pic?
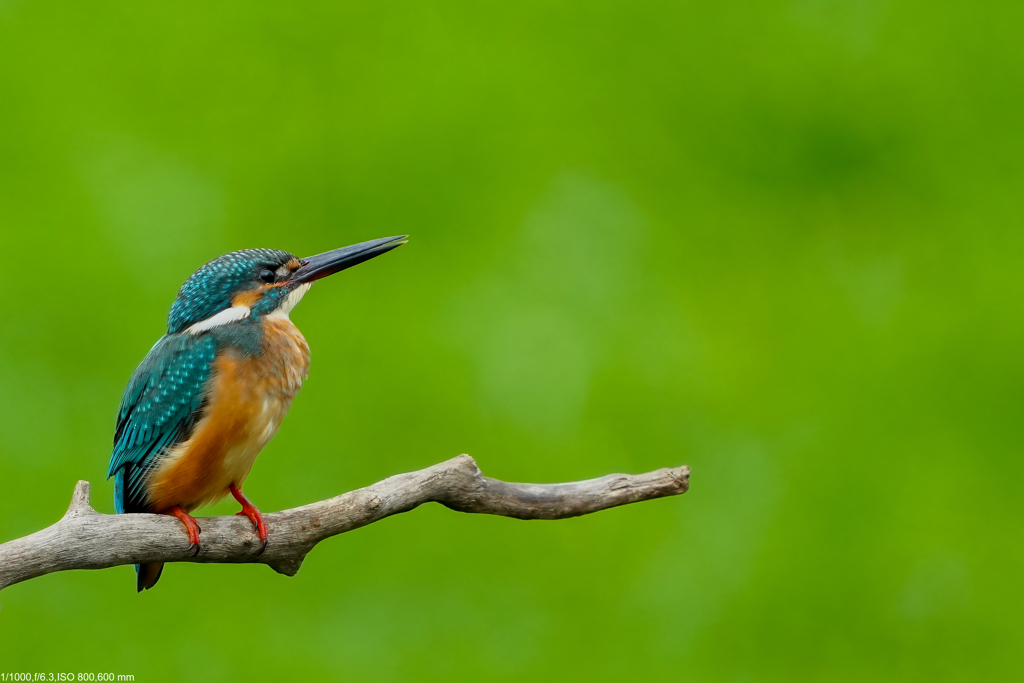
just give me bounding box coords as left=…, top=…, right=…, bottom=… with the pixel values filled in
left=230, top=483, right=268, bottom=553
left=165, top=506, right=202, bottom=556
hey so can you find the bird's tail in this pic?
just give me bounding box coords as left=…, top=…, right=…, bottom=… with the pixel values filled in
left=136, top=562, right=164, bottom=591
left=115, top=469, right=165, bottom=591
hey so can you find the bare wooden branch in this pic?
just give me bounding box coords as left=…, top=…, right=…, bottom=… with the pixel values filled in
left=0, top=455, right=690, bottom=592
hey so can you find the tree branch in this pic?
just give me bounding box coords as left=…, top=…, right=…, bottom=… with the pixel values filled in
left=0, top=455, right=690, bottom=592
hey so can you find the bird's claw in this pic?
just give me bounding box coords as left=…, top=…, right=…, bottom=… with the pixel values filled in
left=167, top=506, right=202, bottom=556
left=235, top=509, right=269, bottom=553
left=231, top=484, right=269, bottom=554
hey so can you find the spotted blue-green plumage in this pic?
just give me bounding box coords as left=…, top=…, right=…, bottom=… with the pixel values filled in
left=110, top=249, right=299, bottom=513
left=167, top=248, right=294, bottom=334
left=110, top=334, right=217, bottom=513
left=109, top=248, right=304, bottom=592
left=107, top=238, right=407, bottom=592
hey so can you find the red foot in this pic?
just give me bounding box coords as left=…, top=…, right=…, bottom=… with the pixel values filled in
left=166, top=506, right=201, bottom=556
left=230, top=483, right=268, bottom=553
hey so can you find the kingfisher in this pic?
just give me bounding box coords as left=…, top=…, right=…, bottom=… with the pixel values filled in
left=107, top=235, right=407, bottom=591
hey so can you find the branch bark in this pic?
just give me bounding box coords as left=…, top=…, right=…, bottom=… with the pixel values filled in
left=0, top=455, right=690, bottom=592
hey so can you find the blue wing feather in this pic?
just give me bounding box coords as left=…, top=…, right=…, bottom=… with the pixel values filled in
left=108, top=333, right=217, bottom=513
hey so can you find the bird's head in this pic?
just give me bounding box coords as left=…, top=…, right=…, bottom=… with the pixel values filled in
left=167, top=235, right=407, bottom=334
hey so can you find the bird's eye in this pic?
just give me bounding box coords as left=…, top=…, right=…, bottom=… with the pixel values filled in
left=259, top=269, right=276, bottom=283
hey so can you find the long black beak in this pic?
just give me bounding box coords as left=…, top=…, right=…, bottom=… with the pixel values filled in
left=293, top=235, right=408, bottom=284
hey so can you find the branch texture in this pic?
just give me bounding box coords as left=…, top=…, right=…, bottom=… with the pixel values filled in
left=0, top=455, right=690, bottom=592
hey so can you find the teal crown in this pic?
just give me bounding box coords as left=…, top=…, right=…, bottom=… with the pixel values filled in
left=167, top=249, right=296, bottom=334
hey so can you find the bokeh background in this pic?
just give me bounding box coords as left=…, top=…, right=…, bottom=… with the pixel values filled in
left=1, top=1, right=1021, bottom=680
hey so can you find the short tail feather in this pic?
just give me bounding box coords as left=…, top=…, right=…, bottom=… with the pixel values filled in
left=136, top=562, right=164, bottom=592
left=118, top=469, right=165, bottom=592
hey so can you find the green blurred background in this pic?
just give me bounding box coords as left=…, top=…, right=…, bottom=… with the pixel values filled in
left=1, top=0, right=1021, bottom=680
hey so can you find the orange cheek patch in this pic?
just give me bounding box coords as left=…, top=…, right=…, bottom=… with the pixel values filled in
left=232, top=290, right=263, bottom=308
left=285, top=258, right=301, bottom=271
left=231, top=272, right=297, bottom=309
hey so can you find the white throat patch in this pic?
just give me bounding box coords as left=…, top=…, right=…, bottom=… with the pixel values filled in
left=183, top=283, right=311, bottom=334
left=185, top=305, right=251, bottom=334
left=267, top=283, right=312, bottom=321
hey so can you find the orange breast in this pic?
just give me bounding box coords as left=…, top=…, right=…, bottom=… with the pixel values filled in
left=147, top=319, right=311, bottom=512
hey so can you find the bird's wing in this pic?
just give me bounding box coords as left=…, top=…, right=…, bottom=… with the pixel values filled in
left=108, top=333, right=218, bottom=512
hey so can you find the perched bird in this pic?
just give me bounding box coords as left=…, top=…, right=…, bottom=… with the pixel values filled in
left=107, top=236, right=407, bottom=591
